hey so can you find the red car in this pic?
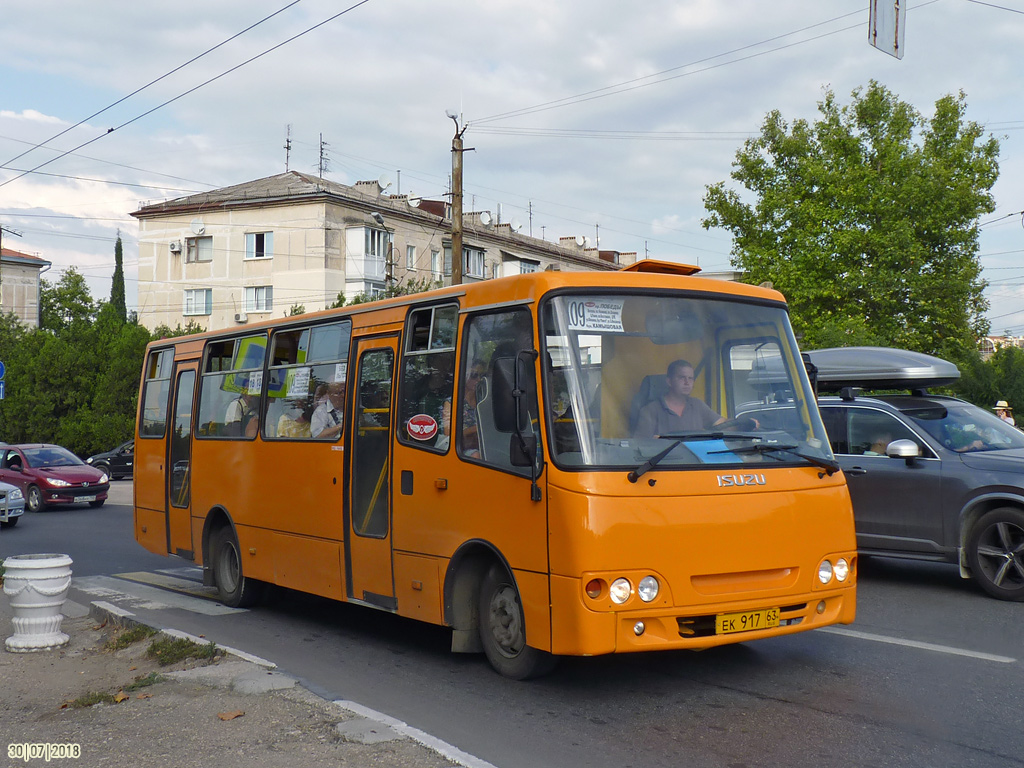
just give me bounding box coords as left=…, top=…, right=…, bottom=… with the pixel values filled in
left=0, top=444, right=110, bottom=512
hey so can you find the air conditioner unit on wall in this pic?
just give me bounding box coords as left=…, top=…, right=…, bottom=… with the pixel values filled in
left=234, top=313, right=248, bottom=323
left=169, top=241, right=182, bottom=253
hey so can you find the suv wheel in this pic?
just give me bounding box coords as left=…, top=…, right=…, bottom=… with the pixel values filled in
left=966, top=507, right=1024, bottom=601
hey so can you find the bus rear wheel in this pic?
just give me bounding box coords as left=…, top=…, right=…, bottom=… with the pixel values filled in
left=211, top=526, right=264, bottom=608
left=478, top=563, right=556, bottom=680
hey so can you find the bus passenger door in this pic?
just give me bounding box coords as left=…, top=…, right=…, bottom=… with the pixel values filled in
left=347, top=336, right=398, bottom=608
left=166, top=365, right=197, bottom=558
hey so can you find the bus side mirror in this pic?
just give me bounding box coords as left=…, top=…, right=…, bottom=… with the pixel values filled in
left=509, top=434, right=536, bottom=467
left=802, top=353, right=818, bottom=398
left=491, top=357, right=518, bottom=433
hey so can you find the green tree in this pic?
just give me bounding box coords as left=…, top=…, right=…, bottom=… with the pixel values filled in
left=111, top=232, right=127, bottom=323
left=40, top=268, right=96, bottom=332
left=702, top=81, right=1000, bottom=363
left=0, top=274, right=153, bottom=455
left=331, top=276, right=443, bottom=308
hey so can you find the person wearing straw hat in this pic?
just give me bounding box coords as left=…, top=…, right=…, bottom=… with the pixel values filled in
left=994, top=400, right=1015, bottom=426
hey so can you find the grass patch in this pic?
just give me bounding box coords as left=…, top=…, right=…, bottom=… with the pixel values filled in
left=105, top=624, right=157, bottom=651
left=124, top=672, right=166, bottom=691
left=70, top=691, right=118, bottom=708
left=146, top=636, right=219, bottom=666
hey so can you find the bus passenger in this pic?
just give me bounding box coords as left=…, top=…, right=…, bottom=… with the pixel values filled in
left=441, top=359, right=486, bottom=456
left=633, top=359, right=724, bottom=438
left=311, top=381, right=345, bottom=439
left=225, top=392, right=259, bottom=437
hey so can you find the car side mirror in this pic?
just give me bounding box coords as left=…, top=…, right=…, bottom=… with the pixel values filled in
left=886, top=438, right=920, bottom=464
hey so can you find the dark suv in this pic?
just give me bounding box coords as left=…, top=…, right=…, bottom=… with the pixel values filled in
left=85, top=440, right=134, bottom=480
left=804, top=347, right=1024, bottom=601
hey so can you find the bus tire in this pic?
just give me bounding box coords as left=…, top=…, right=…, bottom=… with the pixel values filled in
left=966, top=507, right=1024, bottom=601
left=211, top=526, right=264, bottom=608
left=478, top=563, right=556, bottom=680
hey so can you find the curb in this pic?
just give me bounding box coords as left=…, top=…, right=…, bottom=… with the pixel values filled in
left=84, top=599, right=497, bottom=768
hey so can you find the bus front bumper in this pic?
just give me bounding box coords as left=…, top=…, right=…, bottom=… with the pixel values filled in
left=549, top=574, right=856, bottom=657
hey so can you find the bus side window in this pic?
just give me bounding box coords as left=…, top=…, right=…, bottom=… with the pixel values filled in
left=398, top=304, right=457, bottom=451
left=140, top=348, right=174, bottom=438
left=460, top=308, right=537, bottom=475
left=196, top=335, right=266, bottom=440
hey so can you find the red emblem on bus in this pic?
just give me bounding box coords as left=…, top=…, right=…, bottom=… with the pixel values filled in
left=407, top=413, right=439, bottom=441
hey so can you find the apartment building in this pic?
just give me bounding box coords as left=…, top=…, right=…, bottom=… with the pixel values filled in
left=0, top=247, right=50, bottom=328
left=131, top=171, right=635, bottom=331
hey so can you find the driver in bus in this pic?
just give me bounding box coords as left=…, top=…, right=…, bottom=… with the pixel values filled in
left=633, top=359, right=726, bottom=439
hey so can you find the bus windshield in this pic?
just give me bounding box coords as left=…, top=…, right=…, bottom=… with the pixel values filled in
left=541, top=292, right=832, bottom=470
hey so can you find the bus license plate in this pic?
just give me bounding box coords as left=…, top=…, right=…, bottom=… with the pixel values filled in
left=716, top=607, right=780, bottom=635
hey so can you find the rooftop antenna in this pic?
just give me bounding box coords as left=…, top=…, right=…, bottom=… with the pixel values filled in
left=284, top=124, right=292, bottom=171
left=318, top=133, right=330, bottom=178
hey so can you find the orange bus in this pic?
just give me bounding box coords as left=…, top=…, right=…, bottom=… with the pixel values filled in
left=134, top=261, right=856, bottom=678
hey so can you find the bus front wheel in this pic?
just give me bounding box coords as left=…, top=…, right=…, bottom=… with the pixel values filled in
left=478, top=563, right=556, bottom=680
left=211, top=527, right=264, bottom=608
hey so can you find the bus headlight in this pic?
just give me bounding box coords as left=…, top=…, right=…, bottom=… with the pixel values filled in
left=609, top=578, right=632, bottom=604
left=637, top=576, right=659, bottom=602
left=834, top=558, right=850, bottom=582
left=818, top=559, right=834, bottom=584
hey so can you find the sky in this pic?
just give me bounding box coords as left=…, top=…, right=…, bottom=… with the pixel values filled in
left=1, top=0, right=1022, bottom=333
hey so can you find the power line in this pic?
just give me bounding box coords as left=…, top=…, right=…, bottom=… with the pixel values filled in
left=0, top=0, right=306, bottom=171
left=963, top=0, right=1024, bottom=14
left=0, top=132, right=219, bottom=189
left=470, top=7, right=877, bottom=126
left=0, top=0, right=374, bottom=192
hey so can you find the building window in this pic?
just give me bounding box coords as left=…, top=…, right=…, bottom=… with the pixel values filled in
left=186, top=236, right=213, bottom=263
left=465, top=247, right=485, bottom=278
left=406, top=245, right=416, bottom=270
left=245, top=286, right=273, bottom=313
left=245, top=232, right=274, bottom=260
left=520, top=260, right=539, bottom=274
left=184, top=289, right=212, bottom=316
left=431, top=249, right=441, bottom=280
left=365, top=228, right=390, bottom=260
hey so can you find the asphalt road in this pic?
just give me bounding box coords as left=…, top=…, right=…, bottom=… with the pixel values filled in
left=3, top=483, right=1023, bottom=768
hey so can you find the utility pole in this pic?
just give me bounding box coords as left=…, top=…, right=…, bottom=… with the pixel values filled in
left=448, top=112, right=470, bottom=285
left=284, top=124, right=292, bottom=171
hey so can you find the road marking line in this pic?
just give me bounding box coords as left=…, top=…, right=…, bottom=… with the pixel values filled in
left=821, top=627, right=1016, bottom=663
left=334, top=700, right=499, bottom=768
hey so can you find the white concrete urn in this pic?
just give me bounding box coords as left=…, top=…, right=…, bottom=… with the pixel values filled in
left=3, top=553, right=73, bottom=652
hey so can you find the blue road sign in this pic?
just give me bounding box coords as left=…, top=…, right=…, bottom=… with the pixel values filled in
left=0, top=380, right=5, bottom=400
left=0, top=360, right=5, bottom=379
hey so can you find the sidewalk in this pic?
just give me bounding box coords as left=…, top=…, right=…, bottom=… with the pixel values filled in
left=0, top=592, right=466, bottom=768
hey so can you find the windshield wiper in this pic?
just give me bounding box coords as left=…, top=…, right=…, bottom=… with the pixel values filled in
left=709, top=442, right=840, bottom=475
left=627, top=431, right=764, bottom=482
left=656, top=431, right=763, bottom=442
left=628, top=439, right=683, bottom=483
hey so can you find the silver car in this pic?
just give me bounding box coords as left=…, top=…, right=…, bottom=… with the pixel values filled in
left=1, top=479, right=26, bottom=528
